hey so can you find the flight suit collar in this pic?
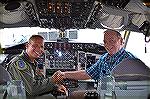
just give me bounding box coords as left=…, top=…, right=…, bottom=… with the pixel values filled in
left=20, top=51, right=38, bottom=67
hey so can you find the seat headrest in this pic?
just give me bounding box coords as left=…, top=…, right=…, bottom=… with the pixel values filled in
left=0, top=65, right=12, bottom=85
left=112, top=58, right=150, bottom=81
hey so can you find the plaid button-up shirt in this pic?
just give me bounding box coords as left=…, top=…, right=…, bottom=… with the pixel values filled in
left=86, top=48, right=136, bottom=80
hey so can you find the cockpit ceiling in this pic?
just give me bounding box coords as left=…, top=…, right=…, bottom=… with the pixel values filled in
left=0, top=0, right=150, bottom=33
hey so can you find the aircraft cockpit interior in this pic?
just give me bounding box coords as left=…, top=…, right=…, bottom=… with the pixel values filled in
left=0, top=0, right=150, bottom=99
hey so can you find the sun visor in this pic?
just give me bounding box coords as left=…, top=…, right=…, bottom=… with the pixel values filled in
left=101, top=14, right=124, bottom=29
left=132, top=14, right=147, bottom=27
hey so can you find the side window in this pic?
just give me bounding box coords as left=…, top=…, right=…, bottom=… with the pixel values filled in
left=125, top=32, right=150, bottom=68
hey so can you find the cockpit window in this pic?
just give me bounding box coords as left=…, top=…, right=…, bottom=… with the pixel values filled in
left=126, top=32, right=150, bottom=67
left=0, top=27, right=105, bottom=48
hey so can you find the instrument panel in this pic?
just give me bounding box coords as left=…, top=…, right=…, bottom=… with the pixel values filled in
left=36, top=42, right=105, bottom=76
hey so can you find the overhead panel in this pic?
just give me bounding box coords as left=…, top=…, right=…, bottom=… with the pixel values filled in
left=35, top=0, right=95, bottom=30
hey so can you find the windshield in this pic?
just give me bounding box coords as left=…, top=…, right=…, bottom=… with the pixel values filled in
left=126, top=32, right=150, bottom=67
left=0, top=27, right=105, bottom=48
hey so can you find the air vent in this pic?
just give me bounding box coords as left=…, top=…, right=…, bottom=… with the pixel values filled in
left=0, top=1, right=28, bottom=24
left=5, top=1, right=21, bottom=11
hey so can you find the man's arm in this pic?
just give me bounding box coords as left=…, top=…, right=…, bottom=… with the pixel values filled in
left=7, top=60, right=58, bottom=96
left=61, top=70, right=91, bottom=80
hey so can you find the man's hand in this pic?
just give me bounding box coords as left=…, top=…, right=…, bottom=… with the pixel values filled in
left=57, top=85, right=68, bottom=96
left=51, top=70, right=64, bottom=83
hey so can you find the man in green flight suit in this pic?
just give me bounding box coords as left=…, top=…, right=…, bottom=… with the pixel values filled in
left=7, top=35, right=66, bottom=99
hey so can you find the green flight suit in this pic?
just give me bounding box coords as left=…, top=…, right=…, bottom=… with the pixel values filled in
left=7, top=51, right=57, bottom=99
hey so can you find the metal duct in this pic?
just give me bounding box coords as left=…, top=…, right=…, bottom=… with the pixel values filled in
left=0, top=1, right=28, bottom=24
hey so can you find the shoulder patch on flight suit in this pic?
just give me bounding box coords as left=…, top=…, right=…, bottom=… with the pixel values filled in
left=17, top=60, right=27, bottom=70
